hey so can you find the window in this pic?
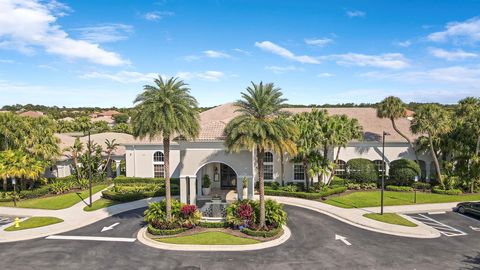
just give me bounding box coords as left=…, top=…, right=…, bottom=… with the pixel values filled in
left=335, top=160, right=347, bottom=178
left=153, top=151, right=165, bottom=178
left=293, top=164, right=304, bottom=180
left=263, top=152, right=274, bottom=180
left=153, top=151, right=164, bottom=162
left=154, top=164, right=165, bottom=178
left=373, top=160, right=386, bottom=175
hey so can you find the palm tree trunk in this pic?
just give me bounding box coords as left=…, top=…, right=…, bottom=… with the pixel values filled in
left=2, top=179, right=7, bottom=191
left=163, top=137, right=172, bottom=219
left=391, top=118, right=420, bottom=165
left=303, top=160, right=309, bottom=190
left=320, top=146, right=328, bottom=182
left=257, top=147, right=266, bottom=229
left=327, top=147, right=341, bottom=185
left=476, top=135, right=480, bottom=156
left=428, top=135, right=443, bottom=187
left=280, top=152, right=285, bottom=187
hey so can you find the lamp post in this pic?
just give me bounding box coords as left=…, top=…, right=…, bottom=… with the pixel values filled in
left=414, top=176, right=418, bottom=204
left=381, top=131, right=390, bottom=215
left=12, top=177, right=17, bottom=207
left=88, top=130, right=93, bottom=208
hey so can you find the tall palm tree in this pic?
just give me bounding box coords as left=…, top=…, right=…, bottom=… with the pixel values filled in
left=377, top=96, right=419, bottom=164
left=272, top=113, right=298, bottom=187
left=224, top=82, right=296, bottom=229
left=65, top=138, right=84, bottom=180
left=132, top=76, right=200, bottom=219
left=102, top=139, right=120, bottom=176
left=410, top=104, right=452, bottom=187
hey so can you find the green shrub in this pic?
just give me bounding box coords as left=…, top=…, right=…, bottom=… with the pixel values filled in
left=347, top=159, right=378, bottom=183
left=198, top=221, right=229, bottom=228
left=280, top=184, right=298, bottom=192
left=49, top=180, right=74, bottom=194
left=265, top=182, right=280, bottom=190
left=102, top=190, right=146, bottom=202
left=18, top=185, right=51, bottom=199
left=241, top=226, right=282, bottom=238
left=388, top=159, right=421, bottom=186
left=147, top=224, right=187, bottom=236
left=413, top=182, right=431, bottom=191
left=346, top=183, right=376, bottom=190
left=144, top=199, right=184, bottom=223
left=226, top=199, right=259, bottom=226
left=386, top=185, right=414, bottom=192
left=264, top=186, right=347, bottom=200
left=331, top=176, right=347, bottom=186
left=432, top=186, right=462, bottom=195
left=264, top=199, right=287, bottom=227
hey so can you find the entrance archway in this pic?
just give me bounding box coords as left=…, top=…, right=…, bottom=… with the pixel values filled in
left=195, top=162, right=238, bottom=192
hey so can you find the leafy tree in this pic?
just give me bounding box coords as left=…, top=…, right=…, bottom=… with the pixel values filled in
left=224, top=82, right=296, bottom=229
left=377, top=96, right=419, bottom=164
left=411, top=104, right=452, bottom=187
left=102, top=139, right=120, bottom=176
left=132, top=76, right=200, bottom=219
left=93, top=121, right=110, bottom=133
left=64, top=138, right=84, bottom=180
left=113, top=113, right=129, bottom=124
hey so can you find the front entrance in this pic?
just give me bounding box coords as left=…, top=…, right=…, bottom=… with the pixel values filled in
left=220, top=163, right=237, bottom=189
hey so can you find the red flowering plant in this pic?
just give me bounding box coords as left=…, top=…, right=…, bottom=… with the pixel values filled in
left=237, top=203, right=254, bottom=226
left=180, top=204, right=202, bottom=228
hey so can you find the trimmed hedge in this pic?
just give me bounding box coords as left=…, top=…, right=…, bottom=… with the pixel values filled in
left=102, top=187, right=180, bottom=202
left=388, top=159, right=421, bottom=186
left=347, top=158, right=378, bottom=183
left=114, top=176, right=180, bottom=186
left=413, top=182, right=431, bottom=191
left=19, top=185, right=51, bottom=199
left=264, top=186, right=347, bottom=200
left=432, top=187, right=463, bottom=195
left=147, top=224, right=187, bottom=236
left=198, top=221, right=229, bottom=228
left=241, top=226, right=282, bottom=238
left=386, top=185, right=414, bottom=192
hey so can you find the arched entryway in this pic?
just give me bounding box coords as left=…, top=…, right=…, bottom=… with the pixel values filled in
left=195, top=162, right=238, bottom=191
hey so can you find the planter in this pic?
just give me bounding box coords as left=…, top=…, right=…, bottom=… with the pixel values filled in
left=202, top=187, right=211, bottom=196
left=242, top=188, right=248, bottom=198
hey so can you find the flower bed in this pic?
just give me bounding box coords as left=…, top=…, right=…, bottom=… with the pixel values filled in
left=144, top=199, right=202, bottom=235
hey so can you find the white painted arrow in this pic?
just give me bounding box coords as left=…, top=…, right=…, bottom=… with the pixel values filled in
left=469, top=226, right=480, bottom=232
left=101, top=222, right=119, bottom=232
left=335, top=234, right=351, bottom=246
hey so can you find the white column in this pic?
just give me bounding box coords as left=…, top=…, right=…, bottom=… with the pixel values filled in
left=237, top=176, right=243, bottom=201
left=115, top=160, right=121, bottom=178
left=189, top=177, right=197, bottom=205
left=247, top=176, right=254, bottom=199
left=180, top=177, right=187, bottom=203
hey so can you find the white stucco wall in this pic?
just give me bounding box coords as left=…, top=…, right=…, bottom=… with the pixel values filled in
left=125, top=144, right=181, bottom=178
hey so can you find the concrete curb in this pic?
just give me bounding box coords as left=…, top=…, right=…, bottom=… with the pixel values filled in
left=136, top=225, right=291, bottom=251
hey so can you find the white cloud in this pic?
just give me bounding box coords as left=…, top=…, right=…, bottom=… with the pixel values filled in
left=428, top=17, right=480, bottom=44
left=265, top=66, right=303, bottom=74
left=177, top=71, right=225, bottom=82
left=317, top=72, right=334, bottom=78
left=305, top=38, right=333, bottom=47
left=79, top=71, right=158, bottom=83
left=428, top=47, right=477, bottom=61
left=73, top=24, right=133, bottom=43
left=0, top=0, right=128, bottom=66
left=395, top=40, right=412, bottom=47
left=327, top=53, right=409, bottom=69
left=203, top=50, right=231, bottom=58
left=254, top=41, right=320, bottom=64
left=346, top=10, right=366, bottom=18
left=143, top=11, right=174, bottom=21
left=0, top=59, right=14, bottom=64
left=232, top=48, right=251, bottom=55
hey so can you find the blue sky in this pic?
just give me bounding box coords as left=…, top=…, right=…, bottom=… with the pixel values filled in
left=1, top=0, right=480, bottom=107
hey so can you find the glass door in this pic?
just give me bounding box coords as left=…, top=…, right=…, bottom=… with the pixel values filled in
left=220, top=164, right=237, bottom=189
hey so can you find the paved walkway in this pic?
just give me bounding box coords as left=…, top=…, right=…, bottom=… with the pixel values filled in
left=0, top=191, right=460, bottom=242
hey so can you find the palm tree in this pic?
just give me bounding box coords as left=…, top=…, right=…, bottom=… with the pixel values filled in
left=377, top=96, right=419, bottom=164
left=102, top=139, right=120, bottom=176
left=272, top=114, right=298, bottom=187
left=132, top=76, right=200, bottom=219
left=224, top=82, right=296, bottom=229
left=65, top=138, right=84, bottom=180
left=410, top=104, right=452, bottom=187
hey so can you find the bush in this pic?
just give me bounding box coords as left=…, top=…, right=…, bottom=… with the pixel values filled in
left=264, top=199, right=287, bottom=227
left=280, top=184, right=298, bottom=192
left=347, top=159, right=378, bottom=183
left=49, top=180, right=74, bottom=194
left=331, top=176, right=347, bottom=186
left=388, top=159, right=421, bottom=186
left=226, top=200, right=259, bottom=227
left=346, top=183, right=376, bottom=190
left=264, top=187, right=347, bottom=200
left=386, top=185, right=414, bottom=192
left=147, top=224, right=187, bottom=236
left=413, top=182, right=431, bottom=191
left=432, top=187, right=463, bottom=195
left=144, top=199, right=200, bottom=229
left=102, top=190, right=146, bottom=202
left=114, top=176, right=180, bottom=186
left=198, top=221, right=229, bottom=228
left=241, top=226, right=282, bottom=238
left=265, top=182, right=280, bottom=190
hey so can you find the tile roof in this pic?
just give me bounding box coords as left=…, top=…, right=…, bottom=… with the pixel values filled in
left=18, top=111, right=44, bottom=118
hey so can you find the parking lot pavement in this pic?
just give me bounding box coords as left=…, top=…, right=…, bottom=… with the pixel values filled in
left=407, top=212, right=480, bottom=237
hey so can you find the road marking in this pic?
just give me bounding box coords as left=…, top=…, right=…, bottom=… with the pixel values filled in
left=470, top=226, right=480, bottom=232
left=410, top=214, right=467, bottom=237
left=335, top=234, right=351, bottom=246
left=46, top=235, right=136, bottom=242
left=101, top=222, right=120, bottom=232
left=427, top=211, right=446, bottom=215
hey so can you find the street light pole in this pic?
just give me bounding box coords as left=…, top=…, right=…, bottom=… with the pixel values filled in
left=88, top=130, right=92, bottom=207
left=381, top=131, right=390, bottom=215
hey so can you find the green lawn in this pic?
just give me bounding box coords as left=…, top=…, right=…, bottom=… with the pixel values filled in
left=363, top=213, right=417, bottom=227
left=0, top=185, right=108, bottom=210
left=83, top=198, right=119, bottom=212
left=156, top=231, right=260, bottom=245
left=4, top=217, right=64, bottom=231
left=325, top=190, right=480, bottom=209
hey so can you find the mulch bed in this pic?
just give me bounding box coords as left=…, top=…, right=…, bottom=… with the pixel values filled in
left=147, top=226, right=283, bottom=242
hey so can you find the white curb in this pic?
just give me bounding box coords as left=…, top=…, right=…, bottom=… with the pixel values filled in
left=137, top=225, right=291, bottom=251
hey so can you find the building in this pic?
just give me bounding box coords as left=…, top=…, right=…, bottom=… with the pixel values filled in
left=122, top=103, right=432, bottom=205
left=18, top=110, right=44, bottom=118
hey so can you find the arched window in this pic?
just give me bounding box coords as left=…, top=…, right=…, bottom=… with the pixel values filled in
left=373, top=160, right=386, bottom=175
left=335, top=160, right=347, bottom=178
left=263, top=152, right=274, bottom=180
left=153, top=151, right=165, bottom=178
